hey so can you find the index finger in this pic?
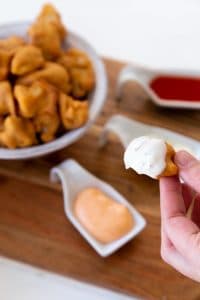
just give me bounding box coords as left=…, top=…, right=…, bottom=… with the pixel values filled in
left=175, top=151, right=200, bottom=194
left=160, top=176, right=185, bottom=219
left=159, top=176, right=200, bottom=262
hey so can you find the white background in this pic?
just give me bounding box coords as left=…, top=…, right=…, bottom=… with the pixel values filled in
left=0, top=0, right=200, bottom=70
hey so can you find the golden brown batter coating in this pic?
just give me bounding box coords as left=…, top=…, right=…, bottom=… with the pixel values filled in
left=11, top=45, right=45, bottom=75
left=37, top=3, right=66, bottom=39
left=0, top=36, right=26, bottom=55
left=14, top=80, right=58, bottom=117
left=28, top=4, right=66, bottom=59
left=0, top=36, right=26, bottom=80
left=159, top=143, right=178, bottom=178
left=0, top=4, right=95, bottom=149
left=0, top=50, right=12, bottom=80
left=59, top=93, right=88, bottom=129
left=34, top=112, right=60, bottom=143
left=15, top=80, right=60, bottom=142
left=0, top=115, right=37, bottom=148
left=14, top=83, right=40, bottom=118
left=28, top=22, right=63, bottom=60
left=57, top=48, right=95, bottom=98
left=17, top=62, right=71, bottom=93
left=0, top=81, right=15, bottom=115
left=33, top=81, right=60, bottom=143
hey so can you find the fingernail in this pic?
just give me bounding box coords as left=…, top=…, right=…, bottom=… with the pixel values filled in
left=175, top=151, right=195, bottom=167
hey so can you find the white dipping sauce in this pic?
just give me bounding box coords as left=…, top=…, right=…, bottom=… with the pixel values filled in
left=124, top=136, right=167, bottom=179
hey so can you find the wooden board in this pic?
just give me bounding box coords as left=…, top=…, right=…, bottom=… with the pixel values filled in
left=0, top=58, right=200, bottom=300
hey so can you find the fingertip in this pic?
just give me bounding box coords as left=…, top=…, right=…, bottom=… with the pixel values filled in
left=175, top=151, right=200, bottom=194
left=175, top=151, right=196, bottom=168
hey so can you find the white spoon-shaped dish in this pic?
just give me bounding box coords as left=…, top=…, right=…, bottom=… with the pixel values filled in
left=99, top=115, right=200, bottom=158
left=50, top=159, right=146, bottom=257
left=116, top=64, right=200, bottom=109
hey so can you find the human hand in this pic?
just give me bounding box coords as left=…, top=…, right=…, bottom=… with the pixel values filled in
left=159, top=151, right=200, bottom=282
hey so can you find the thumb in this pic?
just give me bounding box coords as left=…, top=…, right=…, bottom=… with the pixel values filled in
left=175, top=151, right=200, bottom=193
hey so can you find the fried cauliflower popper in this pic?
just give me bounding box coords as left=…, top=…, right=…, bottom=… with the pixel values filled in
left=17, top=62, right=71, bottom=93
left=0, top=50, right=12, bottom=80
left=14, top=80, right=57, bottom=118
left=0, top=81, right=15, bottom=115
left=124, top=136, right=178, bottom=180
left=0, top=36, right=26, bottom=55
left=28, top=4, right=66, bottom=59
left=57, top=48, right=95, bottom=99
left=0, top=36, right=26, bottom=80
left=15, top=80, right=60, bottom=142
left=11, top=45, right=45, bottom=75
left=37, top=4, right=66, bottom=39
left=59, top=93, right=88, bottom=129
left=0, top=116, right=37, bottom=149
left=0, top=3, right=94, bottom=149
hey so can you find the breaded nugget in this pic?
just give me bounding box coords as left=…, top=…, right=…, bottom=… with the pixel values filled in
left=17, top=62, right=71, bottom=93
left=28, top=22, right=63, bottom=60
left=0, top=115, right=37, bottom=148
left=32, top=80, right=60, bottom=142
left=57, top=48, right=95, bottom=98
left=11, top=45, right=45, bottom=75
left=15, top=80, right=58, bottom=116
left=34, top=112, right=60, bottom=142
left=0, top=117, right=4, bottom=131
left=0, top=81, right=15, bottom=115
left=0, top=36, right=26, bottom=55
left=0, top=50, right=12, bottom=80
left=58, top=48, right=91, bottom=69
left=159, top=143, right=178, bottom=178
left=59, top=93, right=88, bottom=129
left=28, top=4, right=66, bottom=59
left=37, top=3, right=66, bottom=39
left=14, top=83, right=41, bottom=118
left=35, top=80, right=58, bottom=115
left=0, top=36, right=26, bottom=80
left=70, top=67, right=95, bottom=98
left=15, top=80, right=60, bottom=142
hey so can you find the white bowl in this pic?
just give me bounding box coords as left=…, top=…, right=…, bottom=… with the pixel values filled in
left=0, top=22, right=107, bottom=159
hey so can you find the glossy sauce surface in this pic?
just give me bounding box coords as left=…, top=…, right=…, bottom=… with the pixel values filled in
left=150, top=76, right=200, bottom=101
left=74, top=187, right=134, bottom=244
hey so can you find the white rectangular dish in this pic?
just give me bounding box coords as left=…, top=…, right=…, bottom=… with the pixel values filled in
left=0, top=256, right=138, bottom=300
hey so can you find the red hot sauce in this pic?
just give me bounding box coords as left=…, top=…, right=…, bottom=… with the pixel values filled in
left=150, top=76, right=200, bottom=102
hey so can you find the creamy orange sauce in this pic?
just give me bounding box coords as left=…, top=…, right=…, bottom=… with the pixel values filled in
left=73, top=187, right=134, bottom=244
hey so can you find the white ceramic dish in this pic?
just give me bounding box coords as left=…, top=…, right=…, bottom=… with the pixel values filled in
left=0, top=257, right=138, bottom=300
left=116, top=64, right=200, bottom=109
left=99, top=114, right=200, bottom=158
left=0, top=22, right=107, bottom=159
left=50, top=159, right=146, bottom=257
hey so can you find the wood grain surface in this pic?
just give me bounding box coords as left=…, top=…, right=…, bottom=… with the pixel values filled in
left=0, top=59, right=200, bottom=300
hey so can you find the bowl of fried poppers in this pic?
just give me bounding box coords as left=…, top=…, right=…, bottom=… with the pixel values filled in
left=0, top=3, right=107, bottom=159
